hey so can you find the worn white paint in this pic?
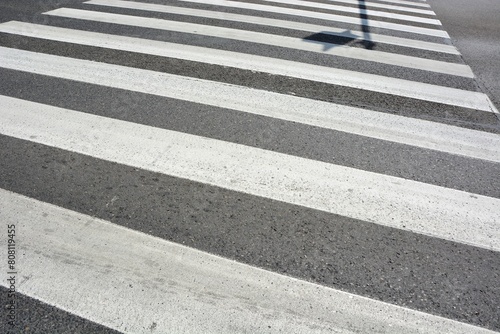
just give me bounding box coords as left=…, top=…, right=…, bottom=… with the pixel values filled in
left=0, top=48, right=498, bottom=160
left=84, top=0, right=457, bottom=54
left=1, top=189, right=496, bottom=333
left=3, top=19, right=471, bottom=77
left=0, top=96, right=499, bottom=251
left=0, top=45, right=494, bottom=111
left=176, top=0, right=449, bottom=37
left=261, top=0, right=441, bottom=25
left=321, top=0, right=434, bottom=13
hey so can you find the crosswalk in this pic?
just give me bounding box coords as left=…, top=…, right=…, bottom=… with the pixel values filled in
left=0, top=0, right=499, bottom=333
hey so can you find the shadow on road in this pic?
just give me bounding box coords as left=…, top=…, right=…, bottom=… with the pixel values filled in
left=303, top=30, right=359, bottom=50
left=302, top=0, right=376, bottom=50
left=357, top=0, right=376, bottom=49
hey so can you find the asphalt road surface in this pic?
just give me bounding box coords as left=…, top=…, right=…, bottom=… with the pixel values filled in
left=429, top=0, right=500, bottom=111
left=0, top=0, right=499, bottom=333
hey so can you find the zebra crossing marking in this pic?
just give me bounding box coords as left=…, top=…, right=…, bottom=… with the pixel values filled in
left=0, top=188, right=497, bottom=334
left=1, top=42, right=494, bottom=111
left=1, top=96, right=499, bottom=252
left=1, top=0, right=499, bottom=331
left=7, top=17, right=472, bottom=77
left=176, top=0, right=450, bottom=37
left=84, top=0, right=458, bottom=54
left=0, top=46, right=497, bottom=159
left=358, top=0, right=431, bottom=8
left=260, top=0, right=441, bottom=25
left=312, top=0, right=435, bottom=14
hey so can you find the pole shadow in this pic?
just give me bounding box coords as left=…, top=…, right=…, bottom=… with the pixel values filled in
left=303, top=30, right=360, bottom=51
left=302, top=0, right=376, bottom=50
left=357, top=0, right=376, bottom=50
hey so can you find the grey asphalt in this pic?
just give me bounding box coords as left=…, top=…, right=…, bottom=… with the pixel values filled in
left=0, top=286, right=120, bottom=334
left=0, top=0, right=499, bottom=332
left=429, top=0, right=500, bottom=112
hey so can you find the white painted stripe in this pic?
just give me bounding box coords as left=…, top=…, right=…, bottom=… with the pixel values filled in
left=1, top=47, right=494, bottom=113
left=0, top=44, right=492, bottom=111
left=0, top=43, right=496, bottom=161
left=0, top=44, right=497, bottom=163
left=367, top=0, right=431, bottom=8
left=21, top=16, right=470, bottom=77
left=261, top=0, right=441, bottom=25
left=85, top=0, right=459, bottom=54
left=177, top=0, right=449, bottom=37
left=320, top=0, right=435, bottom=14
left=365, top=0, right=431, bottom=7
left=322, top=0, right=435, bottom=14
left=1, top=190, right=496, bottom=334
left=1, top=97, right=499, bottom=251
